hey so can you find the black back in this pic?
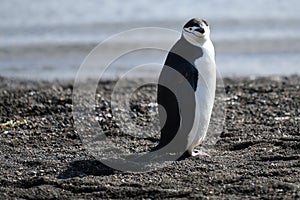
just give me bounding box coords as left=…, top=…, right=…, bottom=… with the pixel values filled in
left=154, top=36, right=203, bottom=155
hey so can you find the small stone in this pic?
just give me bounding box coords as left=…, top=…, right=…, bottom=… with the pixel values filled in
left=15, top=171, right=22, bottom=176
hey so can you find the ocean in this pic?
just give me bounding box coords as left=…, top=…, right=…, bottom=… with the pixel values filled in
left=1, top=0, right=300, bottom=80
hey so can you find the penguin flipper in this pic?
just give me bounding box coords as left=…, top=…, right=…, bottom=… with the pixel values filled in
left=155, top=83, right=181, bottom=151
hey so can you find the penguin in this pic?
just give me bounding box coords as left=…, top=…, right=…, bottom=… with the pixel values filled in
left=154, top=18, right=216, bottom=159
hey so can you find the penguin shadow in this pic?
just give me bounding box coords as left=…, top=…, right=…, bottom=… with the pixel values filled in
left=57, top=150, right=195, bottom=179
left=57, top=159, right=116, bottom=179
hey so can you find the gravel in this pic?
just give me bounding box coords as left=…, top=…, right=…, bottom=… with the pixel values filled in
left=0, top=75, right=299, bottom=199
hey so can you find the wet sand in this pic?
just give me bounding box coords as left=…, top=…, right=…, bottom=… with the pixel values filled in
left=0, top=75, right=299, bottom=199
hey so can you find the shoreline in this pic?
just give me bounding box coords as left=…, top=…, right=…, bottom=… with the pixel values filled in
left=0, top=75, right=299, bottom=199
left=1, top=38, right=300, bottom=80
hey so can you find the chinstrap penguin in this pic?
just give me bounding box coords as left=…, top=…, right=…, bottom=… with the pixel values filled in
left=154, top=18, right=216, bottom=160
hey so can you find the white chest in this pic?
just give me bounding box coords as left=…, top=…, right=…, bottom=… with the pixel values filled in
left=194, top=40, right=216, bottom=97
left=194, top=40, right=215, bottom=74
left=186, top=39, right=216, bottom=152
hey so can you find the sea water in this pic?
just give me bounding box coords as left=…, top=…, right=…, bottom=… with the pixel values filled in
left=0, top=0, right=300, bottom=80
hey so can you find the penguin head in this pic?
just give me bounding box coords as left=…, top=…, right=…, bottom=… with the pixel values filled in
left=182, top=18, right=210, bottom=45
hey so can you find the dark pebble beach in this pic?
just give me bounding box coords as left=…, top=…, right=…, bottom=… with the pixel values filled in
left=0, top=75, right=299, bottom=199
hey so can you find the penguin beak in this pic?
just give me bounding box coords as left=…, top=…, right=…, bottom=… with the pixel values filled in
left=195, top=27, right=205, bottom=34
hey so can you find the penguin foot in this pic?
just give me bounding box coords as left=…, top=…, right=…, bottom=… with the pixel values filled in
left=190, top=149, right=210, bottom=157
